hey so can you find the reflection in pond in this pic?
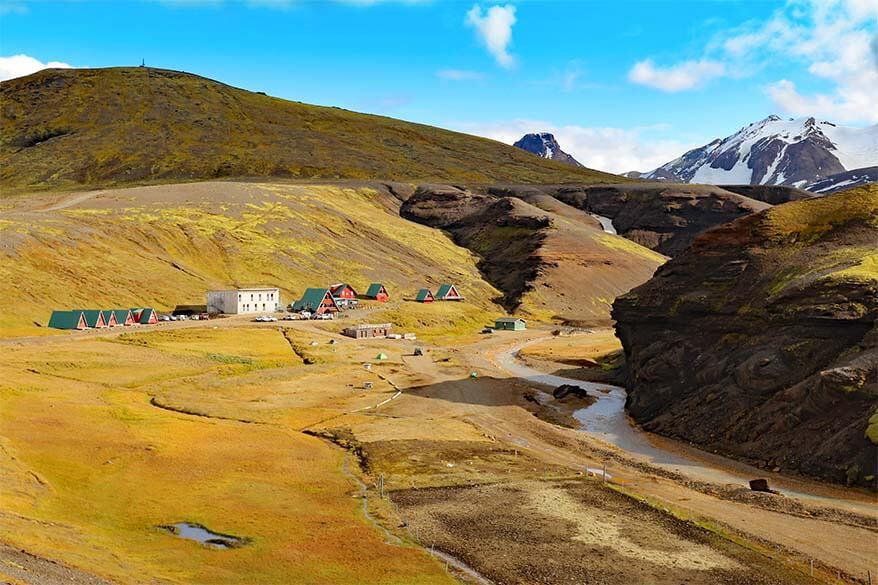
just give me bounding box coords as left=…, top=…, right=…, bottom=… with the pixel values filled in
left=160, top=522, right=246, bottom=549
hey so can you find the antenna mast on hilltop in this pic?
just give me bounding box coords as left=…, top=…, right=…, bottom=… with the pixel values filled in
left=140, top=58, right=145, bottom=67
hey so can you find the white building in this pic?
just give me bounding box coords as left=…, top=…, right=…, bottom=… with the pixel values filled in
left=207, top=287, right=280, bottom=315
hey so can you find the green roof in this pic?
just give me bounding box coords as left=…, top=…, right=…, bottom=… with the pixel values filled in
left=436, top=284, right=462, bottom=299
left=415, top=288, right=434, bottom=301
left=363, top=283, right=386, bottom=298
left=112, top=309, right=133, bottom=324
left=137, top=308, right=156, bottom=323
left=75, top=309, right=107, bottom=328
left=48, top=310, right=86, bottom=330
left=292, top=288, right=334, bottom=311
left=496, top=317, right=525, bottom=324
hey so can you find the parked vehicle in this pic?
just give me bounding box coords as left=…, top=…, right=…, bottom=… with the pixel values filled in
left=160, top=315, right=171, bottom=322
left=282, top=314, right=298, bottom=321
left=300, top=311, right=312, bottom=319
left=312, top=313, right=334, bottom=320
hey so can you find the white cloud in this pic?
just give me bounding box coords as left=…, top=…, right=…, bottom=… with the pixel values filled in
left=628, top=58, right=726, bottom=92
left=629, top=0, right=878, bottom=122
left=453, top=119, right=697, bottom=174
left=0, top=54, right=72, bottom=82
left=465, top=4, right=517, bottom=69
left=436, top=69, right=484, bottom=81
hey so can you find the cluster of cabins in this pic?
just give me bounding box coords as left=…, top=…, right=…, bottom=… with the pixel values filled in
left=48, top=308, right=158, bottom=330
left=290, top=282, right=464, bottom=315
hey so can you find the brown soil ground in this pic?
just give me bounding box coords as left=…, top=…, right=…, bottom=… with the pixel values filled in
left=0, top=542, right=117, bottom=585
left=393, top=480, right=813, bottom=585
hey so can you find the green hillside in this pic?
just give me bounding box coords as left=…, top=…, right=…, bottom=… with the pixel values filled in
left=0, top=67, right=621, bottom=191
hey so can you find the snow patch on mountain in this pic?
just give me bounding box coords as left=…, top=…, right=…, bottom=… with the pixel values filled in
left=644, top=116, right=878, bottom=188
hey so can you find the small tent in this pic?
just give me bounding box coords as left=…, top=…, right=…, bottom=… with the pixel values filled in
left=361, top=283, right=389, bottom=302
left=375, top=352, right=388, bottom=360
left=48, top=310, right=88, bottom=330
left=415, top=288, right=435, bottom=303
left=435, top=284, right=463, bottom=301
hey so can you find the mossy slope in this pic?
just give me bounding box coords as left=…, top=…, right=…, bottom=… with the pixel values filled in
left=0, top=67, right=621, bottom=191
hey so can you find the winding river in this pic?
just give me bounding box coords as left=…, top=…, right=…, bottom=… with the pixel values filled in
left=496, top=339, right=875, bottom=513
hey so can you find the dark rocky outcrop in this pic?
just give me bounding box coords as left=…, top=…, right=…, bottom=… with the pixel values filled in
left=525, top=183, right=769, bottom=256
left=401, top=185, right=549, bottom=311
left=400, top=184, right=664, bottom=323
left=613, top=185, right=878, bottom=488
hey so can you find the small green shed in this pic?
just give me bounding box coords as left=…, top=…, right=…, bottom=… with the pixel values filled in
left=495, top=317, right=527, bottom=331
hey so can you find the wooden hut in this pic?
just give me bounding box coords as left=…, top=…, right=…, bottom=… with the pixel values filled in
left=415, top=289, right=435, bottom=303
left=435, top=284, right=464, bottom=301
left=48, top=310, right=88, bottom=330
left=292, top=288, right=340, bottom=314
left=361, top=283, right=389, bottom=302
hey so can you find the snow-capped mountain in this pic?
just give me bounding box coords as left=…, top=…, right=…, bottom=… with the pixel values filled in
left=513, top=132, right=583, bottom=167
left=643, top=116, right=878, bottom=188
left=802, top=166, right=878, bottom=194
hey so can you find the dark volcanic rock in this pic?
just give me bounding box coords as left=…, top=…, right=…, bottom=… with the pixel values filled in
left=543, top=183, right=768, bottom=256
left=612, top=185, right=878, bottom=488
left=401, top=185, right=548, bottom=311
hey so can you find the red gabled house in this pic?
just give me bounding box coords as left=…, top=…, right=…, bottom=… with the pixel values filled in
left=330, top=283, right=358, bottom=300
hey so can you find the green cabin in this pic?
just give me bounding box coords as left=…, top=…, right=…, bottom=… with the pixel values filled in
left=495, top=317, right=527, bottom=331
left=415, top=288, right=435, bottom=303
left=292, top=288, right=339, bottom=314
left=48, top=310, right=88, bottom=330
left=435, top=283, right=463, bottom=301
left=75, top=309, right=108, bottom=328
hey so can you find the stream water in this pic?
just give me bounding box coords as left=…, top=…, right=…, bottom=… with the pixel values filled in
left=496, top=340, right=875, bottom=512
left=591, top=214, right=617, bottom=235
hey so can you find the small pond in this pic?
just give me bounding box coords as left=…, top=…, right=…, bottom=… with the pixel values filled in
left=160, top=522, right=247, bottom=549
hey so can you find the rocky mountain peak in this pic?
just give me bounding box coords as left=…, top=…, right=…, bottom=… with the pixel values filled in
left=513, top=132, right=583, bottom=167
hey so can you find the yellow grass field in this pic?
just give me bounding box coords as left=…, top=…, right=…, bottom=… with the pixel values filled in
left=0, top=325, right=456, bottom=584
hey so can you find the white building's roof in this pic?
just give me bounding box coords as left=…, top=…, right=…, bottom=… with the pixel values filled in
left=207, top=287, right=279, bottom=293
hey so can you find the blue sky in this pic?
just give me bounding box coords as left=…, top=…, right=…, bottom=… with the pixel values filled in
left=1, top=0, right=876, bottom=172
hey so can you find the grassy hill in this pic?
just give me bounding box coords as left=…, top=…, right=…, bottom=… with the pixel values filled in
left=0, top=182, right=504, bottom=337
left=0, top=67, right=621, bottom=191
